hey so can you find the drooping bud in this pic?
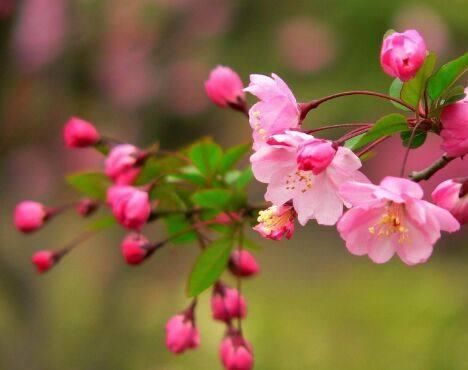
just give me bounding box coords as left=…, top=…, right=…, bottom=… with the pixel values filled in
left=229, top=250, right=260, bottom=278
left=107, top=186, right=151, bottom=230
left=14, top=201, right=48, bottom=233
left=296, top=139, right=336, bottom=174
left=121, top=233, right=151, bottom=265
left=105, top=144, right=142, bottom=185
left=32, top=250, right=58, bottom=273
left=211, top=283, right=247, bottom=322
left=165, top=304, right=200, bottom=354
left=76, top=198, right=99, bottom=217
left=220, top=330, right=254, bottom=370
left=380, top=29, right=427, bottom=81
left=432, top=179, right=468, bottom=225
left=63, top=117, right=100, bottom=148
left=205, top=66, right=246, bottom=109
left=253, top=205, right=295, bottom=240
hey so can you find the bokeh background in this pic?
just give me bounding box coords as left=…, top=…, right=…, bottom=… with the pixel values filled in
left=1, top=0, right=467, bottom=369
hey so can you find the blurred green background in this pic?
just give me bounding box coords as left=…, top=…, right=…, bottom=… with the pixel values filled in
left=1, top=0, right=467, bottom=369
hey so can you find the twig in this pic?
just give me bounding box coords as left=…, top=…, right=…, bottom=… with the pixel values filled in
left=409, top=155, right=455, bottom=182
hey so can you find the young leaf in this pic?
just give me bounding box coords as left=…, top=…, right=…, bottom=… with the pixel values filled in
left=163, top=215, right=197, bottom=244
left=400, top=130, right=427, bottom=149
left=353, top=114, right=408, bottom=150
left=189, top=140, right=223, bottom=178
left=219, top=143, right=251, bottom=173
left=87, top=216, right=117, bottom=232
left=401, top=52, right=436, bottom=107
left=192, top=189, right=234, bottom=210
left=187, top=238, right=234, bottom=297
left=234, top=167, right=253, bottom=190
left=427, top=52, right=468, bottom=102
left=344, top=133, right=365, bottom=149
left=66, top=172, right=111, bottom=200
left=389, top=78, right=410, bottom=111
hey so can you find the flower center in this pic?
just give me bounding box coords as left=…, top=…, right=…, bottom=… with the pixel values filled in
left=257, top=206, right=292, bottom=231
left=285, top=170, right=314, bottom=193
left=368, top=202, right=411, bottom=243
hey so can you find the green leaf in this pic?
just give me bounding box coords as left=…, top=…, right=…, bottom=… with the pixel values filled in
left=400, top=130, right=427, bottom=149
left=86, top=216, right=117, bottom=232
left=163, top=215, right=197, bottom=244
left=219, top=143, right=251, bottom=173
left=389, top=78, right=410, bottom=111
left=353, top=114, right=408, bottom=151
left=428, top=52, right=468, bottom=102
left=234, top=167, right=253, bottom=190
left=66, top=172, right=111, bottom=200
left=189, top=140, right=223, bottom=178
left=167, top=166, right=206, bottom=186
left=401, top=52, right=436, bottom=107
left=192, top=189, right=234, bottom=210
left=344, top=133, right=365, bottom=149
left=187, top=238, right=234, bottom=297
left=441, top=85, right=466, bottom=105
left=136, top=156, right=184, bottom=185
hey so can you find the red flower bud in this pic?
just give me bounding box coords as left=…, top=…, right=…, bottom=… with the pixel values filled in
left=220, top=331, right=254, bottom=370
left=32, top=250, right=57, bottom=273
left=205, top=66, right=245, bottom=108
left=14, top=201, right=48, bottom=233
left=121, top=233, right=150, bottom=265
left=211, top=284, right=247, bottom=322
left=63, top=117, right=100, bottom=148
left=229, top=250, right=260, bottom=278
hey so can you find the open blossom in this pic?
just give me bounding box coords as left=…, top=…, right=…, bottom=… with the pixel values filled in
left=205, top=66, right=245, bottom=108
left=121, top=234, right=150, bottom=265
left=105, top=144, right=142, bottom=185
left=107, top=186, right=151, bottom=230
left=220, top=332, right=254, bottom=370
left=337, top=177, right=460, bottom=265
left=14, top=201, right=48, bottom=233
left=380, top=29, right=427, bottom=81
left=244, top=74, right=300, bottom=149
left=63, top=117, right=100, bottom=148
left=251, top=130, right=366, bottom=226
left=440, top=88, right=468, bottom=157
left=211, top=284, right=247, bottom=322
left=253, top=205, right=295, bottom=240
left=432, top=179, right=468, bottom=225
left=165, top=313, right=200, bottom=354
left=229, top=250, right=260, bottom=277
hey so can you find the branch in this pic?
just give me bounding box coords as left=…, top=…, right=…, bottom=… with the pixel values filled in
left=409, top=155, right=455, bottom=182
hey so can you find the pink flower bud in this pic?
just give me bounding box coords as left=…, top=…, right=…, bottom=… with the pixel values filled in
left=165, top=314, right=200, bottom=354
left=432, top=179, right=468, bottom=225
left=121, top=233, right=150, bottom=265
left=76, top=198, right=98, bottom=217
left=380, top=29, right=427, bottom=81
left=229, top=250, right=260, bottom=278
left=296, top=139, right=336, bottom=174
left=440, top=88, right=468, bottom=157
left=205, top=66, right=245, bottom=108
left=220, top=332, right=254, bottom=370
left=14, top=201, right=48, bottom=233
left=253, top=205, right=295, bottom=240
left=214, top=212, right=242, bottom=225
left=108, top=186, right=151, bottom=230
left=63, top=117, right=100, bottom=148
left=32, top=250, right=57, bottom=273
left=211, top=284, right=247, bottom=322
left=105, top=144, right=142, bottom=185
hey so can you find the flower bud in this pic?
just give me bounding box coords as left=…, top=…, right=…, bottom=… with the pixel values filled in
left=63, top=117, right=100, bottom=148
left=296, top=139, right=336, bottom=174
left=14, top=201, right=48, bottom=233
left=440, top=88, right=468, bottom=157
left=229, top=250, right=260, bottom=278
left=220, top=332, right=254, bottom=370
left=165, top=313, right=200, bottom=354
left=211, top=284, right=247, bottom=322
left=76, top=198, right=98, bottom=217
left=380, top=29, right=427, bottom=81
left=32, top=250, right=57, bottom=273
left=432, top=179, right=468, bottom=225
left=214, top=212, right=242, bottom=225
left=205, top=66, right=245, bottom=108
left=105, top=144, right=142, bottom=185
left=121, top=233, right=150, bottom=265
left=253, top=205, right=295, bottom=240
left=108, top=186, right=151, bottom=230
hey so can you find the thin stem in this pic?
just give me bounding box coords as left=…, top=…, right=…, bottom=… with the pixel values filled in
left=236, top=225, right=244, bottom=335
left=335, top=126, right=370, bottom=145
left=400, top=119, right=422, bottom=177
left=306, top=123, right=372, bottom=134
left=357, top=136, right=391, bottom=157
left=409, top=155, right=455, bottom=182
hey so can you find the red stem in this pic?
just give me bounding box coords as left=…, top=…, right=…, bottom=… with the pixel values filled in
left=306, top=123, right=372, bottom=134
left=357, top=136, right=391, bottom=157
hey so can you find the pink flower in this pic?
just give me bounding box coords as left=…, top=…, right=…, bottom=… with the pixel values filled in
left=211, top=284, right=247, bottom=322
left=220, top=332, right=254, bottom=370
left=440, top=88, right=468, bottom=157
left=63, top=117, right=100, bottom=148
left=250, top=130, right=366, bottom=225
left=253, top=205, right=295, bottom=240
left=107, top=186, right=151, bottom=230
left=14, top=201, right=48, bottom=233
left=121, top=234, right=150, bottom=265
left=432, top=179, right=468, bottom=225
left=337, top=177, right=460, bottom=265
left=205, top=66, right=245, bottom=108
left=244, top=74, right=300, bottom=149
left=229, top=250, right=260, bottom=277
left=380, top=29, right=427, bottom=81
left=165, top=314, right=200, bottom=354
left=32, top=250, right=57, bottom=273
left=105, top=144, right=142, bottom=185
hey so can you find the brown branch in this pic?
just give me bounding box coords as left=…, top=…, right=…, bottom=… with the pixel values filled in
left=409, top=155, right=455, bottom=182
